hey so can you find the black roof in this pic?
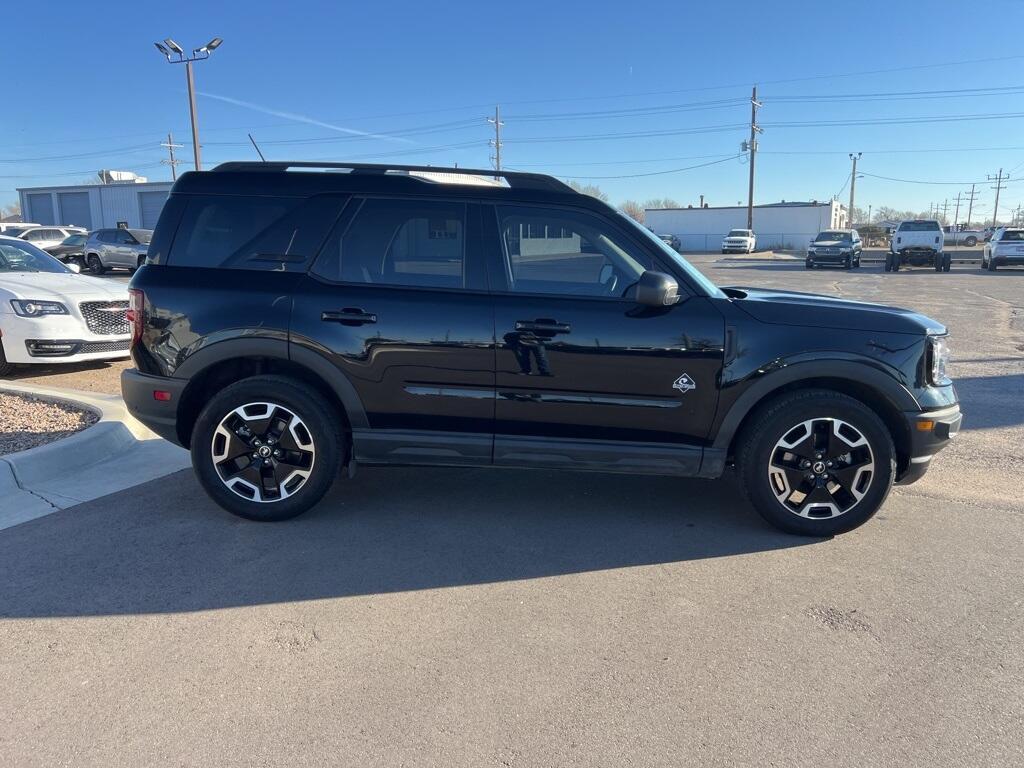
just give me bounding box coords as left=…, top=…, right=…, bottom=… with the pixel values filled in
left=169, top=162, right=598, bottom=208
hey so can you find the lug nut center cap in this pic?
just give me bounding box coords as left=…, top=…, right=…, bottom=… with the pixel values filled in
left=257, top=445, right=273, bottom=458
left=812, top=461, right=826, bottom=474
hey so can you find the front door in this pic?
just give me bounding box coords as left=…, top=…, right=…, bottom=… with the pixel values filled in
left=291, top=197, right=495, bottom=466
left=483, top=203, right=725, bottom=474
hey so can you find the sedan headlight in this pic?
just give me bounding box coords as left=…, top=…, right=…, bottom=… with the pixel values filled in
left=929, top=336, right=951, bottom=386
left=10, top=299, right=69, bottom=317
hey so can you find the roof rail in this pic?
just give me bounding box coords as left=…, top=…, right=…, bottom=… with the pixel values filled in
left=210, top=161, right=575, bottom=194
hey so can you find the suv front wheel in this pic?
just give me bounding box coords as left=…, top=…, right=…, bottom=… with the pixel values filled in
left=191, top=375, right=344, bottom=521
left=737, top=390, right=896, bottom=536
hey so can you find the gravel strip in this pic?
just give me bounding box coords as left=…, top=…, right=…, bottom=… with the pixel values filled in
left=0, top=392, right=98, bottom=456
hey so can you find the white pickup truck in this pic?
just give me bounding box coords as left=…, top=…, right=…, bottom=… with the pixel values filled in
left=886, top=219, right=950, bottom=272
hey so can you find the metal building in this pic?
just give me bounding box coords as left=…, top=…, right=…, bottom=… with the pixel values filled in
left=17, top=181, right=173, bottom=230
left=645, top=200, right=848, bottom=252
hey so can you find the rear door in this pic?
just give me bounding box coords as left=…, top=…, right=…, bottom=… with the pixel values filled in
left=482, top=202, right=725, bottom=473
left=291, top=196, right=495, bottom=466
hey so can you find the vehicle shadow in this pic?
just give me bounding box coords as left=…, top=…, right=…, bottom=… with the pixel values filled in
left=0, top=466, right=819, bottom=618
left=952, top=374, right=1024, bottom=430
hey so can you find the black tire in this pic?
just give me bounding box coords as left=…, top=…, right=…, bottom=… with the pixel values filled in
left=190, top=375, right=345, bottom=521
left=934, top=261, right=943, bottom=272
left=805, top=261, right=813, bottom=269
left=988, top=258, right=997, bottom=272
left=844, top=256, right=852, bottom=269
left=736, top=389, right=896, bottom=537
left=965, top=236, right=977, bottom=247
left=943, top=255, right=951, bottom=272
left=0, top=341, right=14, bottom=377
left=87, top=254, right=105, bottom=274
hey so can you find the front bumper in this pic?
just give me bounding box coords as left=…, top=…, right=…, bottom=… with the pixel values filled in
left=896, top=404, right=962, bottom=484
left=1, top=312, right=130, bottom=364
left=722, top=243, right=752, bottom=252
left=807, top=252, right=852, bottom=266
left=121, top=368, right=187, bottom=445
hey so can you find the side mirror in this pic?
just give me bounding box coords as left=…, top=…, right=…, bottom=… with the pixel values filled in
left=66, top=262, right=81, bottom=274
left=633, top=270, right=678, bottom=307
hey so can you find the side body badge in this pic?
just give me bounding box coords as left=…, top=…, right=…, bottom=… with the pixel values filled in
left=673, top=373, right=696, bottom=393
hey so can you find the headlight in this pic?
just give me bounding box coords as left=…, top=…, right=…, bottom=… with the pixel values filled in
left=10, top=299, right=69, bottom=317
left=929, top=336, right=951, bottom=386
left=807, top=247, right=816, bottom=254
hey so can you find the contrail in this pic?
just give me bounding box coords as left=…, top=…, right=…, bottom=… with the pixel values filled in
left=197, top=91, right=414, bottom=144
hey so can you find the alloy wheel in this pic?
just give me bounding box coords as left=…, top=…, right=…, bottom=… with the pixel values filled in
left=766, top=417, right=875, bottom=519
left=211, top=401, right=316, bottom=503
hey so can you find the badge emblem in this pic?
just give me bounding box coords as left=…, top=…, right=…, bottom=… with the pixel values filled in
left=673, top=373, right=696, bottom=393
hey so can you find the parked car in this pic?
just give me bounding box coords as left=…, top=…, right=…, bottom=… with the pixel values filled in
left=0, top=222, right=40, bottom=235
left=14, top=225, right=85, bottom=250
left=806, top=229, right=862, bottom=269
left=942, top=225, right=982, bottom=248
left=886, top=219, right=950, bottom=272
left=0, top=236, right=131, bottom=375
left=658, top=233, right=681, bottom=252
left=84, top=228, right=153, bottom=273
left=981, top=227, right=1024, bottom=271
left=45, top=232, right=89, bottom=269
left=122, top=161, right=960, bottom=537
left=721, top=229, right=756, bottom=254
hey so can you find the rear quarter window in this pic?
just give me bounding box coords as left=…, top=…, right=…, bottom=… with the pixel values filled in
left=165, top=194, right=347, bottom=271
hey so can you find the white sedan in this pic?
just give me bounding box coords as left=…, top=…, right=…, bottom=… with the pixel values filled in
left=0, top=235, right=130, bottom=376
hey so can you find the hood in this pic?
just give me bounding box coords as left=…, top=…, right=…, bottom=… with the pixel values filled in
left=724, top=286, right=945, bottom=335
left=0, top=272, right=129, bottom=304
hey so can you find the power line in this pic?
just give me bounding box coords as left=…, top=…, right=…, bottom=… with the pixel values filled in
left=554, top=153, right=744, bottom=180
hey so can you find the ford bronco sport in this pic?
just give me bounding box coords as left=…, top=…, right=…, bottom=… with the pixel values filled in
left=122, top=162, right=961, bottom=536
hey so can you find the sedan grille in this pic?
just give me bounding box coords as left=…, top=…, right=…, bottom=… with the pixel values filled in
left=79, top=340, right=131, bottom=354
left=79, top=301, right=129, bottom=335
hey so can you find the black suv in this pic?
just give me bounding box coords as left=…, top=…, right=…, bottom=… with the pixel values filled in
left=806, top=229, right=862, bottom=269
left=122, top=162, right=961, bottom=536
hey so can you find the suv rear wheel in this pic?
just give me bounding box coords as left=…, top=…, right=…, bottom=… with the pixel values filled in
left=190, top=375, right=344, bottom=521
left=736, top=390, right=896, bottom=536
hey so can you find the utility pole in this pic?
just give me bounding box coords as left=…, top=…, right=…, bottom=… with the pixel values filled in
left=487, top=105, right=503, bottom=175
left=940, top=198, right=950, bottom=223
left=848, top=152, right=861, bottom=227
left=988, top=168, right=1009, bottom=227
left=746, top=86, right=763, bottom=231
left=160, top=132, right=183, bottom=180
left=963, top=183, right=978, bottom=227
left=867, top=204, right=872, bottom=225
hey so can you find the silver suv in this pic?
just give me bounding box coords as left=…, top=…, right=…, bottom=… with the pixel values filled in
left=84, top=228, right=152, bottom=273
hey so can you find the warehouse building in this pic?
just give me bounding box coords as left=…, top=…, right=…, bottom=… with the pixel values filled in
left=17, top=178, right=173, bottom=231
left=646, top=200, right=848, bottom=252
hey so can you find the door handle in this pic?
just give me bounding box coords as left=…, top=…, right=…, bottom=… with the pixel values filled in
left=514, top=319, right=571, bottom=334
left=322, top=308, right=378, bottom=326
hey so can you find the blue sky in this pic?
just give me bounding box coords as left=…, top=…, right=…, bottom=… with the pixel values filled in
left=4, top=0, right=1024, bottom=221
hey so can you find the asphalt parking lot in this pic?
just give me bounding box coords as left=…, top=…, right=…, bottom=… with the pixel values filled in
left=1, top=257, right=1022, bottom=766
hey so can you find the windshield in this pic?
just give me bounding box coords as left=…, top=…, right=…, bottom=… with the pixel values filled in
left=899, top=221, right=941, bottom=232
left=0, top=240, right=71, bottom=273
left=815, top=231, right=851, bottom=242
left=999, top=230, right=1024, bottom=241
left=129, top=229, right=152, bottom=244
left=727, top=230, right=751, bottom=237
left=616, top=212, right=726, bottom=299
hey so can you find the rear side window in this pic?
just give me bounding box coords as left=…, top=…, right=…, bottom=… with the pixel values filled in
left=166, top=195, right=345, bottom=271
left=312, top=198, right=469, bottom=289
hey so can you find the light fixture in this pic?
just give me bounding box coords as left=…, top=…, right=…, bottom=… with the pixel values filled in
left=163, top=38, right=184, bottom=55
left=154, top=41, right=171, bottom=56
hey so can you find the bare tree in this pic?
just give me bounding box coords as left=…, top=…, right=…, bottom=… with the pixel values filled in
left=567, top=181, right=609, bottom=202
left=643, top=197, right=681, bottom=210
left=618, top=200, right=645, bottom=223
left=0, top=203, right=21, bottom=221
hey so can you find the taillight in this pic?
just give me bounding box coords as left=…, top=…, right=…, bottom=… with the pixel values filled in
left=127, top=288, right=145, bottom=345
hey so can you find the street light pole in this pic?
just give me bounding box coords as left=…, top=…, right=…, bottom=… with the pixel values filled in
left=154, top=37, right=223, bottom=172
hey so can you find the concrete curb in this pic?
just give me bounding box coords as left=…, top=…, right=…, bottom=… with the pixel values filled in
left=0, top=381, right=189, bottom=531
